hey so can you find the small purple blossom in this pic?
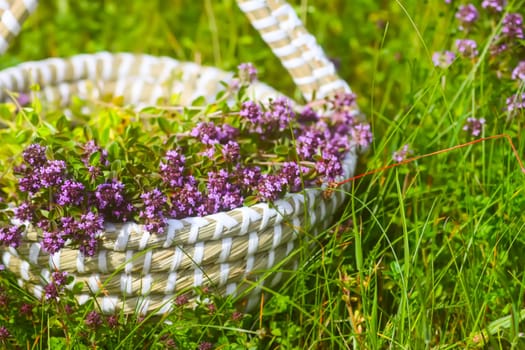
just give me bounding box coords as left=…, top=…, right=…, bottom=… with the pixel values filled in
left=95, top=181, right=125, bottom=210
left=265, top=97, right=296, bottom=132
left=14, top=202, right=33, bottom=222
left=502, top=13, right=523, bottom=40
left=298, top=105, right=320, bottom=122
left=506, top=93, right=525, bottom=113
left=85, top=310, right=103, bottom=329
left=207, top=170, right=243, bottom=211
left=160, top=150, right=186, bottom=188
left=42, top=229, right=67, bottom=255
left=191, top=122, right=236, bottom=146
left=257, top=173, right=287, bottom=201
left=175, top=294, right=189, bottom=306
left=75, top=212, right=104, bottom=256
left=280, top=162, right=305, bottom=192
left=107, top=315, right=119, bottom=329
left=296, top=127, right=325, bottom=160
left=38, top=160, right=67, bottom=188
left=198, top=341, right=214, bottom=350
left=222, top=140, right=241, bottom=162
left=455, top=39, right=479, bottom=58
left=57, top=180, right=85, bottom=206
left=238, top=62, right=258, bottom=83
left=350, top=123, right=373, bottom=148
left=44, top=271, right=68, bottom=300
left=0, top=225, right=22, bottom=248
left=94, top=180, right=132, bottom=221
left=22, top=144, right=47, bottom=167
left=432, top=51, right=456, bottom=68
left=0, top=326, right=9, bottom=341
left=169, top=181, right=205, bottom=218
left=332, top=92, right=357, bottom=110
left=481, top=0, right=506, bottom=12
left=240, top=100, right=264, bottom=133
left=20, top=303, right=33, bottom=316
left=456, top=4, right=479, bottom=30
left=139, top=189, right=167, bottom=234
left=315, top=151, right=343, bottom=182
left=511, top=61, right=525, bottom=81
left=392, top=144, right=412, bottom=162
left=237, top=165, right=262, bottom=191
left=463, top=117, right=485, bottom=136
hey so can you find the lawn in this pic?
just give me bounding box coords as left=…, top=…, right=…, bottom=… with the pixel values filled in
left=1, top=0, right=524, bottom=349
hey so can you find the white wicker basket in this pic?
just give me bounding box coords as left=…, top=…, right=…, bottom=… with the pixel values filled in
left=0, top=0, right=360, bottom=314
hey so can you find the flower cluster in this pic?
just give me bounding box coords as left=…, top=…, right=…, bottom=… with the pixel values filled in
left=0, top=65, right=370, bottom=258
left=438, top=2, right=525, bottom=120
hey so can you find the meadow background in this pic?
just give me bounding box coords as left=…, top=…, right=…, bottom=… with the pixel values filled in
left=1, top=0, right=525, bottom=348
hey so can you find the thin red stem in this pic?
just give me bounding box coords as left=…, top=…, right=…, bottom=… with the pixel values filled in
left=336, top=134, right=525, bottom=187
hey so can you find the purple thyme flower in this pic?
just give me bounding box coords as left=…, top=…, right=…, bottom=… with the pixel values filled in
left=456, top=4, right=479, bottom=30
left=76, top=212, right=104, bottom=256
left=506, top=93, right=525, bottom=113
left=350, top=123, right=373, bottom=148
left=432, top=51, right=456, bottom=68
left=207, top=170, right=243, bottom=211
left=139, top=189, right=167, bottom=234
left=240, top=100, right=264, bottom=132
left=160, top=149, right=186, bottom=188
left=57, top=180, right=85, bottom=206
left=481, top=0, right=506, bottom=12
left=198, top=342, right=214, bottom=350
left=455, top=39, right=479, bottom=58
left=463, top=117, right=485, bottom=136
left=315, top=151, right=343, bottom=182
left=42, top=229, right=67, bottom=254
left=222, top=140, right=241, bottom=162
left=94, top=180, right=132, bottom=221
left=0, top=226, right=22, bottom=248
left=295, top=127, right=325, bottom=160
left=44, top=271, right=68, bottom=300
left=95, top=180, right=125, bottom=210
left=237, top=165, right=262, bottom=191
left=107, top=314, right=119, bottom=329
left=298, top=105, right=320, bottom=122
left=392, top=144, right=412, bottom=162
left=38, top=160, right=67, bottom=188
left=238, top=62, right=258, bottom=83
left=511, top=61, right=525, bottom=81
left=175, top=294, right=189, bottom=306
left=14, top=202, right=33, bottom=222
left=20, top=303, right=33, bottom=316
left=22, top=144, right=47, bottom=167
left=169, top=181, right=205, bottom=218
left=264, top=97, right=296, bottom=132
left=0, top=326, right=9, bottom=341
left=502, top=13, right=523, bottom=40
left=280, top=161, right=306, bottom=192
left=85, top=310, right=103, bottom=329
left=257, top=173, right=287, bottom=201
left=191, top=122, right=232, bottom=146
left=332, top=92, right=357, bottom=110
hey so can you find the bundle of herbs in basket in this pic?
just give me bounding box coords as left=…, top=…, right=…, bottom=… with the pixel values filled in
left=0, top=0, right=369, bottom=314
left=0, top=64, right=369, bottom=312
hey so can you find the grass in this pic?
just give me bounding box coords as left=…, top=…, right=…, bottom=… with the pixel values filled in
left=1, top=0, right=525, bottom=348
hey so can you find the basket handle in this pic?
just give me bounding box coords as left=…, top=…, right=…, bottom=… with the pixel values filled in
left=1, top=0, right=350, bottom=102
left=0, top=0, right=37, bottom=54
left=237, top=0, right=351, bottom=101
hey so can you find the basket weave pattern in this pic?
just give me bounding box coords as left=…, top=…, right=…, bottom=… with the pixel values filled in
left=0, top=0, right=359, bottom=314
